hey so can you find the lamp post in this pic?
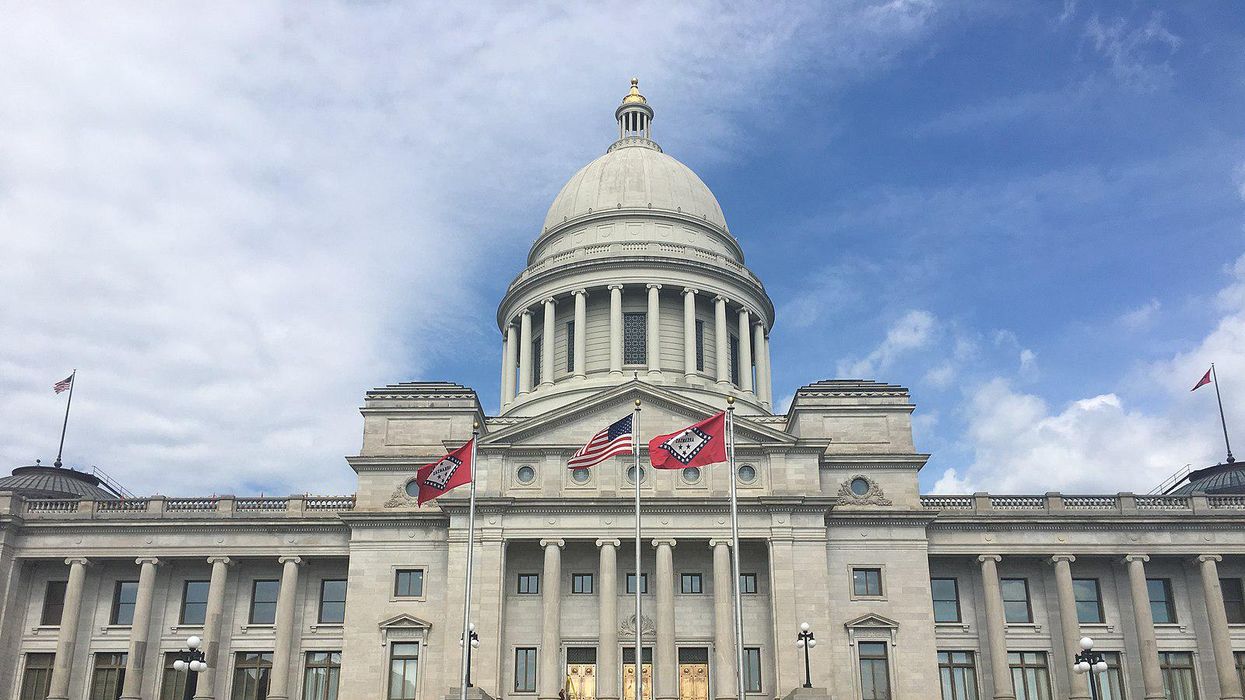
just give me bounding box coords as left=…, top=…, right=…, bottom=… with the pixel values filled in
left=1072, top=636, right=1109, bottom=700
left=172, top=635, right=207, bottom=700
left=795, top=622, right=816, bottom=689
left=459, top=622, right=480, bottom=687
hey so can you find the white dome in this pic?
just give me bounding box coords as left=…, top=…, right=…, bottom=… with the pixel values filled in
left=542, top=143, right=728, bottom=233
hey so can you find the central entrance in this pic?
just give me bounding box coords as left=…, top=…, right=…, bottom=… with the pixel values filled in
left=678, top=648, right=709, bottom=700
left=622, top=647, right=653, bottom=700
left=566, top=648, right=597, bottom=700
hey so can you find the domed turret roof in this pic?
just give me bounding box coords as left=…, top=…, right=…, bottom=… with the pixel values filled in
left=0, top=464, right=120, bottom=500
left=1170, top=461, right=1245, bottom=495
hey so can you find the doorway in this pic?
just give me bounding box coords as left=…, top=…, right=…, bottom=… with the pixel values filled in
left=566, top=648, right=597, bottom=700
left=622, top=647, right=653, bottom=700
left=678, top=648, right=709, bottom=700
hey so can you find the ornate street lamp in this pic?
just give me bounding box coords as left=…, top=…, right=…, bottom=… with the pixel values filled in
left=459, top=622, right=481, bottom=687
left=1072, top=636, right=1109, bottom=700
left=795, top=622, right=816, bottom=688
left=172, top=635, right=208, bottom=700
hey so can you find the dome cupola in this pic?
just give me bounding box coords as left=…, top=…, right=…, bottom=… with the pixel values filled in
left=613, top=78, right=657, bottom=149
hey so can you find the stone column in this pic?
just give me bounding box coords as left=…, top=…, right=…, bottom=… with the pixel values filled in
left=539, top=539, right=565, bottom=700
left=47, top=557, right=89, bottom=700
left=1198, top=555, right=1244, bottom=699
left=268, top=555, right=303, bottom=700
left=504, top=323, right=519, bottom=407
left=710, top=541, right=737, bottom=700
left=752, top=321, right=768, bottom=407
left=194, top=556, right=233, bottom=700
left=598, top=539, right=621, bottom=700
left=682, top=288, right=698, bottom=379
left=573, top=290, right=588, bottom=379
left=762, top=332, right=774, bottom=406
left=1050, top=555, right=1090, bottom=700
left=119, top=557, right=160, bottom=700
left=714, top=296, right=729, bottom=387
left=736, top=309, right=753, bottom=393
left=610, top=285, right=624, bottom=376
left=542, top=297, right=556, bottom=387
left=647, top=284, right=662, bottom=377
left=652, top=539, right=677, bottom=700
left=500, top=330, right=512, bottom=411
left=978, top=555, right=1015, bottom=700
left=1124, top=554, right=1165, bottom=699
left=519, top=310, right=534, bottom=395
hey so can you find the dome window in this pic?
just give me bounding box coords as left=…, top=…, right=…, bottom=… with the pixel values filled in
left=516, top=465, right=537, bottom=485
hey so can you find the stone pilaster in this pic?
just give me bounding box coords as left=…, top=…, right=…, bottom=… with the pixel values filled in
left=542, top=297, right=556, bottom=387
left=709, top=540, right=737, bottom=700
left=194, top=556, right=233, bottom=700
left=714, top=296, right=729, bottom=386
left=119, top=557, right=160, bottom=699
left=1050, top=556, right=1090, bottom=700
left=646, top=284, right=662, bottom=376
left=519, top=310, right=534, bottom=395
left=736, top=308, right=752, bottom=393
left=598, top=539, right=622, bottom=700
left=539, top=539, right=565, bottom=700
left=610, top=285, right=624, bottom=376
left=573, top=290, right=588, bottom=379
left=47, top=557, right=89, bottom=700
left=682, top=288, right=698, bottom=379
left=267, top=555, right=303, bottom=700
left=504, top=323, right=519, bottom=406
left=1197, top=554, right=1244, bottom=699
left=1124, top=555, right=1164, bottom=699
left=652, top=538, right=677, bottom=700
left=978, top=555, right=1015, bottom=700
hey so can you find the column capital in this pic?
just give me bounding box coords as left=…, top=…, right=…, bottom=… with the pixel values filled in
left=540, top=538, right=565, bottom=549
left=647, top=283, right=662, bottom=290
left=707, top=539, right=731, bottom=549
left=1050, top=554, right=1076, bottom=565
left=521, top=308, right=533, bottom=317
left=207, top=556, right=234, bottom=566
left=573, top=288, right=588, bottom=297
left=682, top=287, right=698, bottom=296
left=737, top=307, right=750, bottom=317
left=651, top=538, right=677, bottom=548
left=753, top=318, right=765, bottom=329
left=714, top=294, right=729, bottom=303
left=977, top=554, right=1002, bottom=564
left=64, top=557, right=90, bottom=567
left=608, top=284, right=624, bottom=291
left=1124, top=554, right=1150, bottom=564
left=135, top=557, right=161, bottom=566
left=1198, top=554, right=1224, bottom=564
left=596, top=538, right=621, bottom=548
left=543, top=297, right=556, bottom=306
left=278, top=555, right=303, bottom=565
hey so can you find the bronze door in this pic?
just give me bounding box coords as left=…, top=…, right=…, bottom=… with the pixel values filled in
left=566, top=663, right=596, bottom=700
left=623, top=663, right=653, bottom=700
left=678, top=663, right=709, bottom=700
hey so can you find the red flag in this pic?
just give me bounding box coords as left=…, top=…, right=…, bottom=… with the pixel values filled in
left=1192, top=368, right=1213, bottom=392
left=416, top=439, right=474, bottom=505
left=648, top=412, right=728, bottom=470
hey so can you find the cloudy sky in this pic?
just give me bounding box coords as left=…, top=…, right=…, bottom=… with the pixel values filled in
left=2, top=1, right=1243, bottom=497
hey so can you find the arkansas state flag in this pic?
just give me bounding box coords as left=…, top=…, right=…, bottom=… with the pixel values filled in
left=649, top=412, right=728, bottom=469
left=416, top=439, right=473, bottom=505
left=1192, top=368, right=1213, bottom=392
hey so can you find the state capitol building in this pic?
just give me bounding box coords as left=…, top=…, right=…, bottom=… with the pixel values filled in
left=5, top=81, right=1245, bottom=700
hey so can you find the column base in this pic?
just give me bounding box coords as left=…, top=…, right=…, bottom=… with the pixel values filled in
left=445, top=688, right=497, bottom=700
left=780, top=688, right=831, bottom=700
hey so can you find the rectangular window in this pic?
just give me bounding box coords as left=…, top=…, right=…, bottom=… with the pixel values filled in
left=739, top=573, right=758, bottom=594
left=1008, top=651, right=1051, bottom=700
left=1001, top=578, right=1033, bottom=624
left=1092, top=651, right=1126, bottom=700
left=572, top=573, right=594, bottom=594
left=394, top=569, right=425, bottom=598
left=90, top=651, right=127, bottom=700
left=627, top=573, right=649, bottom=594
left=303, top=651, right=341, bottom=700
left=231, top=651, right=273, bottom=700
left=41, top=580, right=67, bottom=626
left=111, top=581, right=139, bottom=625
left=159, top=653, right=192, bottom=700
left=1148, top=579, right=1177, bottom=624
left=729, top=334, right=740, bottom=385
left=1160, top=651, right=1198, bottom=700
left=624, top=312, right=647, bottom=365
left=566, top=321, right=575, bottom=373
left=1073, top=578, right=1104, bottom=624
left=931, top=578, right=961, bottom=623
left=19, top=653, right=54, bottom=700
left=515, top=648, right=538, bottom=693
left=319, top=579, right=347, bottom=624
left=853, top=568, right=883, bottom=597
left=389, top=644, right=419, bottom=700
left=532, top=335, right=543, bottom=385
left=1236, top=652, right=1245, bottom=696
left=1223, top=578, right=1245, bottom=624
left=180, top=580, right=211, bottom=625
left=695, top=319, right=705, bottom=372
left=937, top=651, right=978, bottom=700
left=743, top=647, right=762, bottom=693
left=517, top=574, right=540, bottom=595
left=680, top=573, right=703, bottom=594
left=250, top=579, right=280, bottom=625
left=858, top=642, right=890, bottom=700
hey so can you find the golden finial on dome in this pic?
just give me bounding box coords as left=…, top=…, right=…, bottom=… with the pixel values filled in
left=623, top=77, right=647, bottom=104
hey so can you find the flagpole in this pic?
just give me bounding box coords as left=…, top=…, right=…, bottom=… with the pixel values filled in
left=460, top=424, right=480, bottom=700
left=632, top=398, right=643, bottom=700
left=54, top=369, right=76, bottom=468
left=725, top=397, right=745, bottom=700
left=1210, top=361, right=1230, bottom=460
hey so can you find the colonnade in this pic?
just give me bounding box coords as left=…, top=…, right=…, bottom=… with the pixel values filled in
left=974, top=553, right=1245, bottom=700
left=500, top=286, right=773, bottom=410
left=42, top=554, right=300, bottom=700
left=536, top=538, right=740, bottom=700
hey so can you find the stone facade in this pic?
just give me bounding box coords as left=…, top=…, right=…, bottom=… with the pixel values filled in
left=4, top=82, right=1245, bottom=700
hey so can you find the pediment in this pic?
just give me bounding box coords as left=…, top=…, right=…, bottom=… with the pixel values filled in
left=843, top=613, right=899, bottom=630
left=480, top=381, right=795, bottom=449
left=378, top=613, right=433, bottom=630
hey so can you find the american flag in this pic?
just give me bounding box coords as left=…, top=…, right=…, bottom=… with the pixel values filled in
left=568, top=414, right=634, bottom=470
left=53, top=374, right=74, bottom=394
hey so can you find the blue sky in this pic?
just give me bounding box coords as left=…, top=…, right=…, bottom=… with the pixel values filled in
left=2, top=2, right=1244, bottom=495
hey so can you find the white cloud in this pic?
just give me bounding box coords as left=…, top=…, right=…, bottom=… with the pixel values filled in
left=1119, top=299, right=1161, bottom=330
left=0, top=3, right=948, bottom=495
left=837, top=310, right=937, bottom=377
left=1018, top=348, right=1037, bottom=375
left=1084, top=11, right=1182, bottom=92
left=924, top=362, right=955, bottom=389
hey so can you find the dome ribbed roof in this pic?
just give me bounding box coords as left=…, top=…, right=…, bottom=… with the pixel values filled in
left=542, top=144, right=727, bottom=234
left=0, top=465, right=119, bottom=500
left=1170, top=461, right=1245, bottom=495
